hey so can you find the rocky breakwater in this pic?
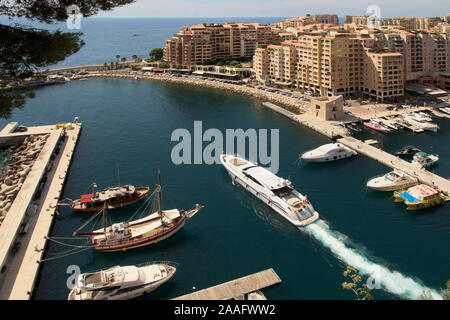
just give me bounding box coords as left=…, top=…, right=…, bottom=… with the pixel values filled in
left=78, top=72, right=310, bottom=114
left=0, top=134, right=49, bottom=225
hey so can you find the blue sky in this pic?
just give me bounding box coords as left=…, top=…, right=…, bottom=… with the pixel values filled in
left=95, top=0, right=450, bottom=18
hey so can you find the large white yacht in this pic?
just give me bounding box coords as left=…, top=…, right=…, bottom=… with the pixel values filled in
left=366, top=170, right=418, bottom=191
left=221, top=154, right=319, bottom=227
left=403, top=113, right=439, bottom=132
left=301, top=143, right=357, bottom=162
left=68, top=261, right=177, bottom=300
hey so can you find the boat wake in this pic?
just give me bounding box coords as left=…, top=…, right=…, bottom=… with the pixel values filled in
left=303, top=220, right=442, bottom=300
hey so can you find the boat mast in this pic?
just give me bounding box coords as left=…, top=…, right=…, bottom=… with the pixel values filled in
left=157, top=170, right=163, bottom=217
left=102, top=202, right=107, bottom=234
left=117, top=163, right=120, bottom=188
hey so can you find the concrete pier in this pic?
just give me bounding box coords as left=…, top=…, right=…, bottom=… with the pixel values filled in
left=337, top=136, right=450, bottom=194
left=0, top=122, right=82, bottom=300
left=263, top=102, right=450, bottom=194
left=173, top=268, right=281, bottom=300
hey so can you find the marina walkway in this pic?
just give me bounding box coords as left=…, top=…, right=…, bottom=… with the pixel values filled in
left=337, top=136, right=450, bottom=195
left=0, top=123, right=82, bottom=300
left=263, top=101, right=450, bottom=195
left=173, top=268, right=281, bottom=300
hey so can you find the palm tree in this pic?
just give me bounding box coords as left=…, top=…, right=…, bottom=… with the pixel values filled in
left=132, top=54, right=138, bottom=62
left=116, top=54, right=121, bottom=62
left=103, top=62, right=107, bottom=71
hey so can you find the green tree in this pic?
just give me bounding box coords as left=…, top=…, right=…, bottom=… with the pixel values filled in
left=158, top=62, right=170, bottom=69
left=0, top=0, right=135, bottom=118
left=149, top=48, right=164, bottom=61
left=342, top=267, right=373, bottom=300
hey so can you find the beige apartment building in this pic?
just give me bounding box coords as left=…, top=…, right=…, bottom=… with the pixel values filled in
left=164, top=23, right=279, bottom=67
left=372, top=29, right=450, bottom=81
left=382, top=17, right=442, bottom=30
left=254, top=32, right=405, bottom=102
left=446, top=14, right=450, bottom=24
left=344, top=16, right=369, bottom=27
left=273, top=14, right=339, bottom=30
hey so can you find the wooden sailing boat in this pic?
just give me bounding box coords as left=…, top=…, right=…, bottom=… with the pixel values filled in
left=73, top=171, right=203, bottom=252
left=71, top=164, right=150, bottom=212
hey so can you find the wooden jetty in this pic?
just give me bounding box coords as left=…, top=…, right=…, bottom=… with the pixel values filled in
left=173, top=268, right=281, bottom=300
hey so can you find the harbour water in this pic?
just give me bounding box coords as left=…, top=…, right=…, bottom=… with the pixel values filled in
left=0, top=78, right=448, bottom=300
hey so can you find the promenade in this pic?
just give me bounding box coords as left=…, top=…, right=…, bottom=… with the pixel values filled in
left=0, top=123, right=82, bottom=300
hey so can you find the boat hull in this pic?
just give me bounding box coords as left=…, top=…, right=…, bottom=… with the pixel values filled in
left=367, top=181, right=417, bottom=192
left=92, top=216, right=186, bottom=252
left=364, top=122, right=387, bottom=132
left=72, top=186, right=150, bottom=212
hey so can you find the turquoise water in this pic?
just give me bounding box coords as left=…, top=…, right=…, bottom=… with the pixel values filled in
left=1, top=78, right=448, bottom=300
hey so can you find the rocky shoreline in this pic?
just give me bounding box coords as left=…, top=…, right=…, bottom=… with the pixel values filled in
left=0, top=134, right=49, bottom=224
left=74, top=72, right=310, bottom=114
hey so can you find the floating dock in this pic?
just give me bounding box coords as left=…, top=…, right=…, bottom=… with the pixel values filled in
left=173, top=268, right=281, bottom=300
left=0, top=122, right=82, bottom=300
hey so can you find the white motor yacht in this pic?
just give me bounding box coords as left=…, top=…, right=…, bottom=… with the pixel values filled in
left=68, top=261, right=177, bottom=300
left=221, top=154, right=319, bottom=227
left=439, top=107, right=450, bottom=115
left=301, top=143, right=357, bottom=162
left=412, top=152, right=439, bottom=169
left=366, top=170, right=418, bottom=191
left=403, top=113, right=439, bottom=132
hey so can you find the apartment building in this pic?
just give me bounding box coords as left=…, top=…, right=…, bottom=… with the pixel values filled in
left=344, top=16, right=369, bottom=27
left=372, top=29, right=450, bottom=81
left=382, top=17, right=442, bottom=30
left=164, top=23, right=279, bottom=67
left=254, top=32, right=405, bottom=102
left=274, top=14, right=339, bottom=30
left=446, top=14, right=450, bottom=24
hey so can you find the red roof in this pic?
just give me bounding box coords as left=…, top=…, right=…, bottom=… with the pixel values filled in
left=80, top=193, right=94, bottom=203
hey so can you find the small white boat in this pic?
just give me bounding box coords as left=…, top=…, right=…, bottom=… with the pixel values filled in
left=405, top=112, right=432, bottom=122
left=366, top=170, right=418, bottom=191
left=439, top=107, right=450, bottom=115
left=221, top=154, right=319, bottom=227
left=68, top=261, right=177, bottom=300
left=301, top=143, right=357, bottom=162
left=412, top=152, right=439, bottom=169
left=234, top=290, right=267, bottom=300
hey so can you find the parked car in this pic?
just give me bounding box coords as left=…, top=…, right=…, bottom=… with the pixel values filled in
left=14, top=125, right=27, bottom=133
left=11, top=241, right=22, bottom=254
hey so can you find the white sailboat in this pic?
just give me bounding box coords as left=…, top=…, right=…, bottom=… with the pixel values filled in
left=221, top=154, right=319, bottom=227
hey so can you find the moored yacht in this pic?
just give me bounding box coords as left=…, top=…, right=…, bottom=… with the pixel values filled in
left=301, top=143, right=357, bottom=162
left=403, top=113, right=439, bottom=132
left=221, top=154, right=319, bottom=227
left=366, top=170, right=418, bottom=191
left=412, top=152, right=439, bottom=169
left=438, top=107, right=450, bottom=115
left=396, top=145, right=421, bottom=157
left=363, top=119, right=390, bottom=132
left=68, top=261, right=177, bottom=300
